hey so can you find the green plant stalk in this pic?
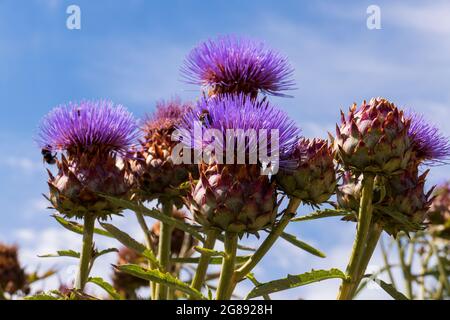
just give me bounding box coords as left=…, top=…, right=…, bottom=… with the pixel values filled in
left=134, top=208, right=156, bottom=299
left=232, top=197, right=302, bottom=289
left=351, top=223, right=382, bottom=298
left=431, top=241, right=450, bottom=297
left=380, top=236, right=397, bottom=289
left=155, top=201, right=173, bottom=300
left=396, top=238, right=413, bottom=299
left=74, top=214, right=96, bottom=291
left=190, top=229, right=219, bottom=298
left=420, top=247, right=433, bottom=300
left=337, top=174, right=375, bottom=300
left=216, top=232, right=238, bottom=300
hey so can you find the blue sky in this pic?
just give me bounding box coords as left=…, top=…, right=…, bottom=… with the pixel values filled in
left=0, top=0, right=450, bottom=299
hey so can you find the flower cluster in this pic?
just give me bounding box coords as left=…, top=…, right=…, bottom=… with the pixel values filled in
left=31, top=34, right=450, bottom=302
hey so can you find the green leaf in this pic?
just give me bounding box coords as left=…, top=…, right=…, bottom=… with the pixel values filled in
left=38, top=249, right=80, bottom=259
left=101, top=195, right=205, bottom=243
left=246, top=268, right=347, bottom=299
left=171, top=255, right=251, bottom=265
left=246, top=274, right=271, bottom=300
left=52, top=215, right=113, bottom=238
left=88, top=277, right=122, bottom=300
left=117, top=264, right=206, bottom=300
left=194, top=246, right=225, bottom=257
left=25, top=292, right=60, bottom=300
left=93, top=248, right=118, bottom=260
left=291, top=209, right=351, bottom=222
left=26, top=269, right=57, bottom=284
left=100, top=222, right=160, bottom=269
left=280, top=232, right=326, bottom=258
left=367, top=276, right=409, bottom=300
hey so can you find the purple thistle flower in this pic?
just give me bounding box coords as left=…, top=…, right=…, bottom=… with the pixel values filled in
left=181, top=35, right=295, bottom=98
left=407, top=112, right=450, bottom=164
left=37, top=100, right=139, bottom=158
left=178, top=94, right=300, bottom=165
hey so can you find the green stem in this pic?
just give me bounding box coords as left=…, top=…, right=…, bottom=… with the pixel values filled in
left=216, top=232, right=238, bottom=300
left=74, top=214, right=96, bottom=291
left=431, top=241, right=450, bottom=297
left=337, top=173, right=375, bottom=300
left=380, top=236, right=397, bottom=289
left=190, top=229, right=219, bottom=298
left=134, top=208, right=156, bottom=299
left=155, top=201, right=173, bottom=300
left=420, top=247, right=433, bottom=300
left=351, top=223, right=382, bottom=298
left=396, top=238, right=413, bottom=299
left=233, top=197, right=301, bottom=287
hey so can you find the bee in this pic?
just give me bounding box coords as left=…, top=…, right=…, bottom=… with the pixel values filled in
left=199, top=109, right=212, bottom=125
left=41, top=147, right=57, bottom=165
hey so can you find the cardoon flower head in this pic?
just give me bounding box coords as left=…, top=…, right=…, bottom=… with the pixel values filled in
left=37, top=100, right=139, bottom=160
left=277, top=138, right=336, bottom=206
left=407, top=112, right=450, bottom=164
left=37, top=100, right=138, bottom=220
left=181, top=35, right=295, bottom=98
left=333, top=97, right=412, bottom=175
left=130, top=98, right=197, bottom=205
left=179, top=93, right=300, bottom=165
left=179, top=94, right=300, bottom=234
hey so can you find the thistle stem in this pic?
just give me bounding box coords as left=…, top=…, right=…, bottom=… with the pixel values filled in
left=351, top=223, right=382, bottom=298
left=431, top=241, right=450, bottom=297
left=380, top=236, right=397, bottom=289
left=216, top=232, right=238, bottom=300
left=338, top=174, right=375, bottom=300
left=396, top=238, right=414, bottom=299
left=75, top=214, right=96, bottom=291
left=190, top=229, right=219, bottom=298
left=134, top=207, right=156, bottom=299
left=231, top=197, right=301, bottom=292
left=155, top=200, right=173, bottom=300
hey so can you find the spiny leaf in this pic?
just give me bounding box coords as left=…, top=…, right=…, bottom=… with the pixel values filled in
left=52, top=215, right=113, bottom=238
left=93, top=248, right=118, bottom=260
left=26, top=269, right=57, bottom=284
left=100, top=222, right=160, bottom=269
left=246, top=274, right=271, bottom=300
left=246, top=268, right=347, bottom=299
left=117, top=264, right=206, bottom=300
left=280, top=232, right=326, bottom=258
left=366, top=275, right=409, bottom=300
left=101, top=195, right=205, bottom=243
left=291, top=209, right=351, bottom=222
left=378, top=208, right=422, bottom=231
left=194, top=246, right=225, bottom=257
left=88, top=277, right=122, bottom=300
left=38, top=250, right=80, bottom=259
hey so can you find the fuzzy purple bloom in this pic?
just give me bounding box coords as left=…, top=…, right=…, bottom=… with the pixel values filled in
left=408, top=112, right=450, bottom=163
left=178, top=94, right=300, bottom=165
left=37, top=100, right=139, bottom=157
left=143, top=98, right=192, bottom=132
left=181, top=35, right=295, bottom=97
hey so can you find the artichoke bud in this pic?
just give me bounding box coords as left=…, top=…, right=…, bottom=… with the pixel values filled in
left=334, top=97, right=412, bottom=175
left=187, top=163, right=277, bottom=235
left=277, top=138, right=336, bottom=206
left=47, top=154, right=134, bottom=220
